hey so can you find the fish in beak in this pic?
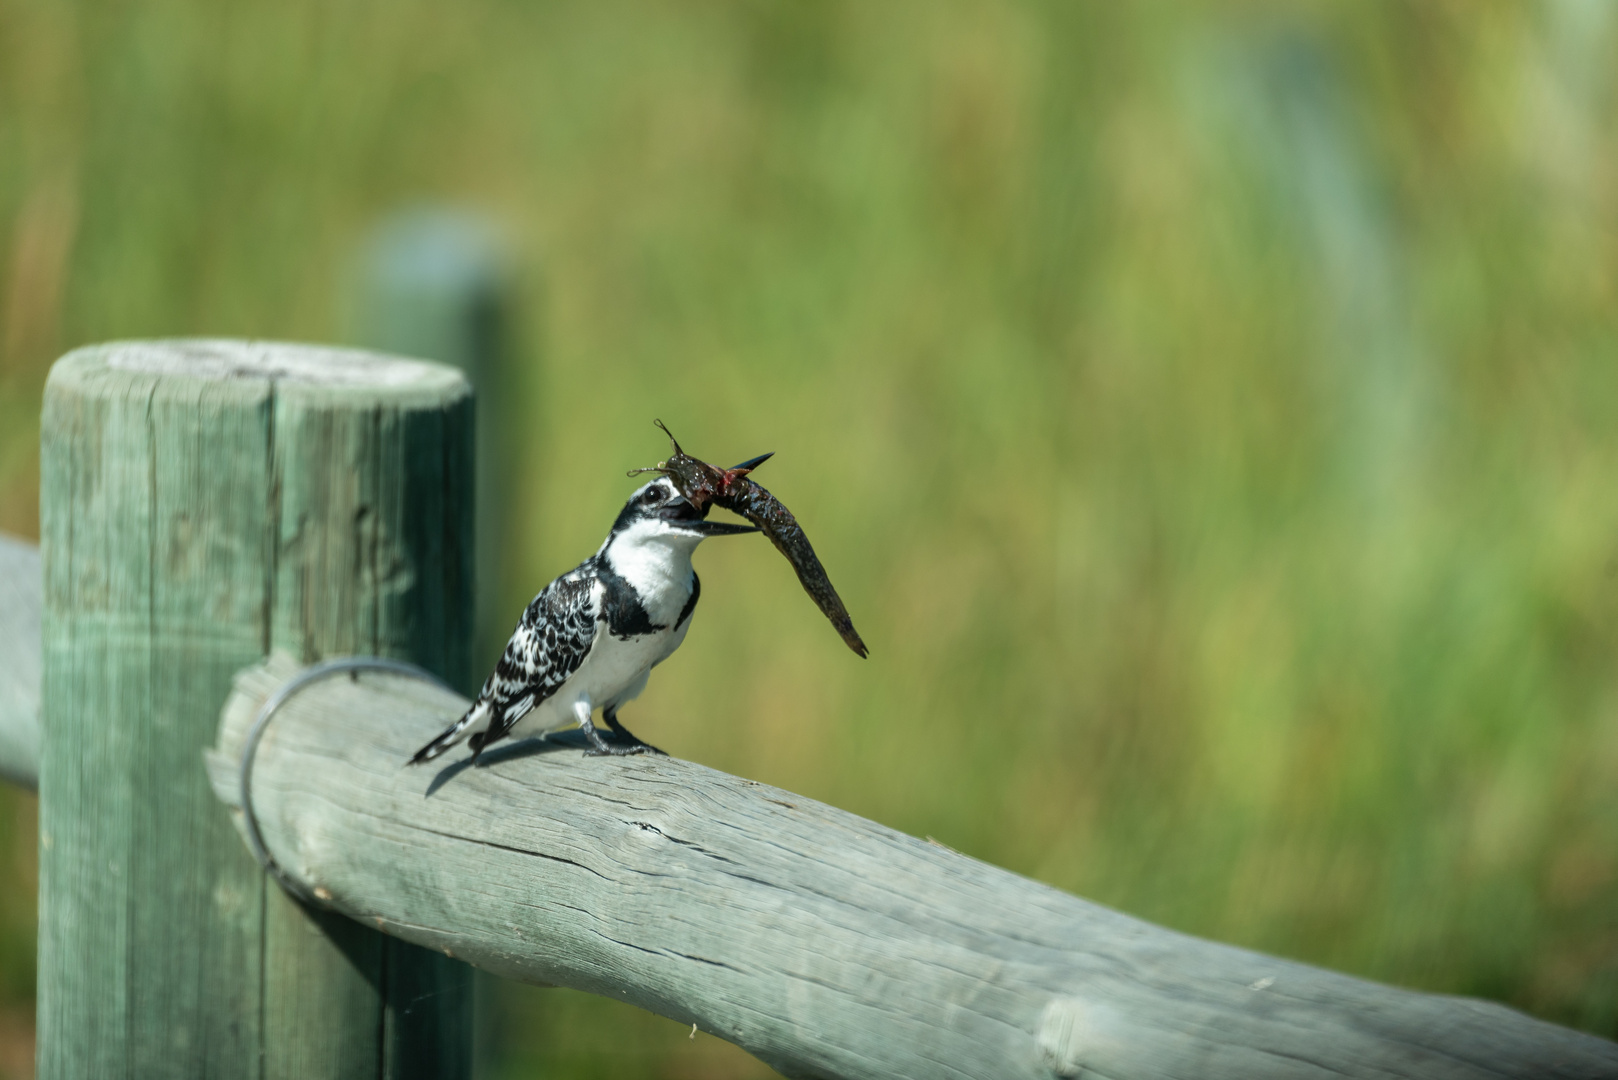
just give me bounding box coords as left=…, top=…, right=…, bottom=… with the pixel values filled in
left=658, top=492, right=759, bottom=537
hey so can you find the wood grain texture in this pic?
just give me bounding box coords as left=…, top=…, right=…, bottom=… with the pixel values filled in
left=212, top=655, right=1618, bottom=1080
left=39, top=340, right=475, bottom=1080
left=0, top=533, right=41, bottom=789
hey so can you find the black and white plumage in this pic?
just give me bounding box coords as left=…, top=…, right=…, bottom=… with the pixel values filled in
left=410, top=476, right=757, bottom=764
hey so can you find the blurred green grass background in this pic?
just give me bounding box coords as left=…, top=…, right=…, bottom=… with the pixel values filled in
left=3, top=1, right=1617, bottom=1076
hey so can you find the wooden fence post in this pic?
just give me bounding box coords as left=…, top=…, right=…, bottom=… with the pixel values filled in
left=38, top=340, right=475, bottom=1079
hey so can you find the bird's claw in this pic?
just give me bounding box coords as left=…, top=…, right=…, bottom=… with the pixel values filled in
left=584, top=742, right=665, bottom=757
left=583, top=726, right=666, bottom=757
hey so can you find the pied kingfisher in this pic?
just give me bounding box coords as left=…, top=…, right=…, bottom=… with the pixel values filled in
left=410, top=475, right=757, bottom=764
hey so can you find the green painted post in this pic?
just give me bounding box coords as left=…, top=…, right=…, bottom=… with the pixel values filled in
left=38, top=340, right=475, bottom=1079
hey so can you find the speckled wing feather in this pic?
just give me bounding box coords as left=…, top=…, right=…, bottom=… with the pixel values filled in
left=410, top=565, right=600, bottom=763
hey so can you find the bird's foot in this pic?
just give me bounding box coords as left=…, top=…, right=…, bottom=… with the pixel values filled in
left=582, top=723, right=665, bottom=757
left=595, top=711, right=667, bottom=756
left=584, top=740, right=664, bottom=757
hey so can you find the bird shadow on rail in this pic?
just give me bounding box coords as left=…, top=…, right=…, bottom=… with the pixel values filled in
left=422, top=730, right=605, bottom=797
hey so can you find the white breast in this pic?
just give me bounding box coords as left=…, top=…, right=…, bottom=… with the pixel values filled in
left=510, top=527, right=699, bottom=738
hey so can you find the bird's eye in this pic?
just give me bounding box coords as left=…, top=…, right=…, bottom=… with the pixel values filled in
left=640, top=488, right=662, bottom=506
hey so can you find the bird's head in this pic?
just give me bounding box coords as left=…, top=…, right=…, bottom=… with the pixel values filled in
left=605, top=477, right=757, bottom=554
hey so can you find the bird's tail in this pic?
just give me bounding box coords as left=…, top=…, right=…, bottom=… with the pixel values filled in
left=409, top=703, right=483, bottom=765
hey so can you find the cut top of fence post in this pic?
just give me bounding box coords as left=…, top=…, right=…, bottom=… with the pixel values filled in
left=49, top=337, right=468, bottom=401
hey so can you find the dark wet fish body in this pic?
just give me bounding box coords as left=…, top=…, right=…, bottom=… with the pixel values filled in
left=638, top=422, right=869, bottom=659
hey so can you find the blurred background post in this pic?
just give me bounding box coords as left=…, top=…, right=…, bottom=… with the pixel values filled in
left=1, top=3, right=1616, bottom=1077
left=354, top=207, right=513, bottom=675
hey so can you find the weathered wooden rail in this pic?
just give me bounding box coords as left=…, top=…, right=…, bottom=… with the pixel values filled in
left=1, top=338, right=1616, bottom=1079
left=202, top=653, right=1618, bottom=1080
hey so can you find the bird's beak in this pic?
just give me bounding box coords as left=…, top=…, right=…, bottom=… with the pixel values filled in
left=681, top=519, right=759, bottom=537
left=659, top=493, right=759, bottom=537
left=729, top=452, right=774, bottom=474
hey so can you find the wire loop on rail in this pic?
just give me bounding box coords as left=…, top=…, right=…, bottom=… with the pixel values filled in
left=239, top=656, right=452, bottom=901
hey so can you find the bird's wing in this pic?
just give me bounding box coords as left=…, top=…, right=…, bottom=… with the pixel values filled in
left=409, top=564, right=601, bottom=765
left=477, top=566, right=600, bottom=744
